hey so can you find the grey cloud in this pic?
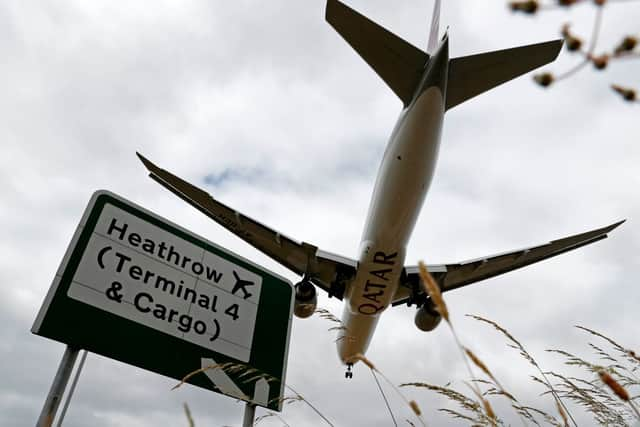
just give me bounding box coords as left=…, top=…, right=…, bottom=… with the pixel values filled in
left=1, top=0, right=639, bottom=425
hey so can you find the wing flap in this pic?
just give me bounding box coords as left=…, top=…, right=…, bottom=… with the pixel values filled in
left=137, top=153, right=356, bottom=299
left=392, top=221, right=624, bottom=306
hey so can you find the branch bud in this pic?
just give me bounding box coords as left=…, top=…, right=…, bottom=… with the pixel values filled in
left=591, top=54, right=609, bottom=70
left=614, top=36, right=638, bottom=54
left=611, top=84, right=637, bottom=102
left=561, top=24, right=583, bottom=51
left=509, top=1, right=539, bottom=14
left=534, top=73, right=554, bottom=87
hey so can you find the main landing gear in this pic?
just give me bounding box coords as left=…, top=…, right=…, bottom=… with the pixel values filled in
left=345, top=363, right=353, bottom=379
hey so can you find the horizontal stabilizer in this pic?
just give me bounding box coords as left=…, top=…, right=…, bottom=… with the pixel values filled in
left=326, top=0, right=428, bottom=105
left=392, top=220, right=625, bottom=306
left=446, top=39, right=563, bottom=110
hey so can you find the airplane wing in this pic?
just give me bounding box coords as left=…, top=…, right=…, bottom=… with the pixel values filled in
left=392, top=221, right=625, bottom=306
left=137, top=153, right=356, bottom=299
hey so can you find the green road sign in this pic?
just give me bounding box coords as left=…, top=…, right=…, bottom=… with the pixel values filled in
left=32, top=190, right=294, bottom=411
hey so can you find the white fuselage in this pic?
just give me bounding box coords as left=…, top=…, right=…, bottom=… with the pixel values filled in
left=337, top=85, right=445, bottom=363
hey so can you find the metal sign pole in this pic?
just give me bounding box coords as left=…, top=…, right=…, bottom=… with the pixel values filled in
left=242, top=402, right=256, bottom=427
left=56, top=350, right=88, bottom=426
left=36, top=345, right=80, bottom=427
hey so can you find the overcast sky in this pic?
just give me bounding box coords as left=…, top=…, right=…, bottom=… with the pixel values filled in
left=2, top=0, right=639, bottom=426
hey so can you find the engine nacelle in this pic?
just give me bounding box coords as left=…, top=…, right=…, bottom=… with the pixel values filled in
left=293, top=280, right=317, bottom=319
left=414, top=300, right=442, bottom=332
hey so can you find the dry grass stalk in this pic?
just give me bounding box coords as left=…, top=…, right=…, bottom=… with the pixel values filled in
left=465, top=344, right=537, bottom=427
left=255, top=411, right=291, bottom=426
left=465, top=347, right=499, bottom=387
left=466, top=347, right=531, bottom=425
left=314, top=308, right=342, bottom=324
left=418, top=262, right=449, bottom=322
left=312, top=318, right=421, bottom=424
left=545, top=370, right=628, bottom=425
left=315, top=307, right=355, bottom=344
left=353, top=353, right=376, bottom=371
left=402, top=381, right=484, bottom=422
left=355, top=355, right=428, bottom=426
left=482, top=398, right=497, bottom=424
left=417, top=264, right=498, bottom=424
left=556, top=399, right=569, bottom=427
left=576, top=325, right=640, bottom=368
left=550, top=326, right=640, bottom=422
left=284, top=384, right=336, bottom=427
left=469, top=314, right=578, bottom=427
left=631, top=401, right=640, bottom=421
left=465, top=380, right=498, bottom=426
left=514, top=404, right=561, bottom=426
left=172, top=362, right=234, bottom=390
left=183, top=403, right=194, bottom=427
left=334, top=334, right=356, bottom=344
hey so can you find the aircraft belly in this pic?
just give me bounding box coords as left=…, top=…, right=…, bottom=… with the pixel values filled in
left=337, top=306, right=381, bottom=363
left=337, top=88, right=444, bottom=364
left=362, top=87, right=444, bottom=247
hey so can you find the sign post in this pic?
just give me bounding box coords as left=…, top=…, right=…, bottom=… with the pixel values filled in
left=33, top=190, right=294, bottom=421
left=243, top=403, right=256, bottom=427
left=56, top=350, right=88, bottom=427
left=36, top=345, right=80, bottom=427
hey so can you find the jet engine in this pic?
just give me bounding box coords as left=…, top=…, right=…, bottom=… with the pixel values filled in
left=414, top=300, right=442, bottom=332
left=293, top=280, right=317, bottom=319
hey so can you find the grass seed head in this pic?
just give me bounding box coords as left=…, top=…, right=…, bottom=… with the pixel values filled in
left=409, top=400, right=422, bottom=416
left=482, top=398, right=497, bottom=423
left=418, top=261, right=449, bottom=322
left=598, top=370, right=630, bottom=401
left=183, top=403, right=194, bottom=427
left=465, top=347, right=496, bottom=383
left=353, top=353, right=376, bottom=371
left=556, top=399, right=569, bottom=427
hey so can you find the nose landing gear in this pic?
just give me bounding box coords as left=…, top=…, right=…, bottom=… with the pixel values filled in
left=345, top=363, right=353, bottom=379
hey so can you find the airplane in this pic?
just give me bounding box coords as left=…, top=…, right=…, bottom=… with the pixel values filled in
left=137, top=0, right=624, bottom=378
left=231, top=270, right=255, bottom=300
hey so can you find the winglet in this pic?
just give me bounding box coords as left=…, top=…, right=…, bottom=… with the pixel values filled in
left=603, top=219, right=626, bottom=234
left=136, top=151, right=158, bottom=175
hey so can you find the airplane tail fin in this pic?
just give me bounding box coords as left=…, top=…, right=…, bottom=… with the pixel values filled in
left=326, top=0, right=428, bottom=106
left=445, top=40, right=563, bottom=110
left=427, top=0, right=441, bottom=53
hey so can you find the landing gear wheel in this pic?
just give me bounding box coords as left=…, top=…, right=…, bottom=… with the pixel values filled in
left=345, top=363, right=353, bottom=379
